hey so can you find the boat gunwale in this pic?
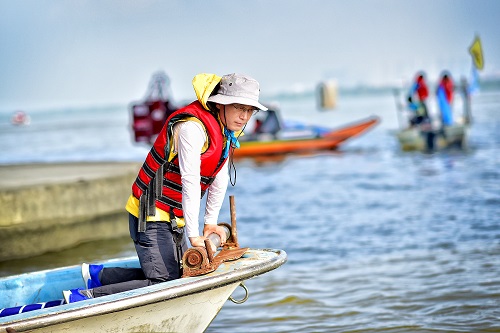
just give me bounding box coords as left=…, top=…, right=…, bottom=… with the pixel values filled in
left=0, top=248, right=287, bottom=332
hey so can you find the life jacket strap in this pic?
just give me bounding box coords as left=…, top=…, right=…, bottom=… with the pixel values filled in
left=138, top=193, right=147, bottom=233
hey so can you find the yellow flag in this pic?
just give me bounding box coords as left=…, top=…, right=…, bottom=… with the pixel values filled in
left=469, top=35, right=484, bottom=70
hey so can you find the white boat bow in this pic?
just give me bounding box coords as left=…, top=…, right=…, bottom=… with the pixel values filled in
left=0, top=248, right=287, bottom=333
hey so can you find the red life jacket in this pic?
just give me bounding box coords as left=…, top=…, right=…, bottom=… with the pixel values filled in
left=416, top=76, right=429, bottom=101
left=440, top=77, right=454, bottom=103
left=132, top=101, right=227, bottom=219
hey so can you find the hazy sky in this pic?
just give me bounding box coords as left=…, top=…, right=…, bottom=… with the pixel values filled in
left=1, top=0, right=499, bottom=110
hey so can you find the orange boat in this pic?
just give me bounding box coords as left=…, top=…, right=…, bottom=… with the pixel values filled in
left=235, top=111, right=380, bottom=157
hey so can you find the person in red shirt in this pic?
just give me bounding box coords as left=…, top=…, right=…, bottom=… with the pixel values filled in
left=407, top=72, right=430, bottom=127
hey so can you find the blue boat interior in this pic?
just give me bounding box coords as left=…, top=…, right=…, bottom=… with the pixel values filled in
left=0, top=257, right=140, bottom=309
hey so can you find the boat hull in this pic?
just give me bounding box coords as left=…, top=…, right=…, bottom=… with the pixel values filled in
left=235, top=116, right=379, bottom=157
left=396, top=124, right=468, bottom=151
left=4, top=284, right=238, bottom=333
left=0, top=249, right=287, bottom=333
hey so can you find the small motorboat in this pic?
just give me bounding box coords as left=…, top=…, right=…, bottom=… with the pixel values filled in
left=393, top=76, right=472, bottom=152
left=0, top=249, right=286, bottom=333
left=235, top=107, right=380, bottom=157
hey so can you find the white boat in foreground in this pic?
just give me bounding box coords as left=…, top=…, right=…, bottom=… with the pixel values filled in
left=0, top=248, right=287, bottom=333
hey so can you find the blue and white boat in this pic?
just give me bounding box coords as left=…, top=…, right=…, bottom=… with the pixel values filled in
left=0, top=249, right=287, bottom=333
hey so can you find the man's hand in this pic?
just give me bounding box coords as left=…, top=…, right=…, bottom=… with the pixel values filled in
left=189, top=236, right=217, bottom=253
left=189, top=236, right=207, bottom=247
left=203, top=224, right=227, bottom=247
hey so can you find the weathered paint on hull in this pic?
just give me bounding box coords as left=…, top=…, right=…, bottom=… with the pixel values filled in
left=15, top=283, right=238, bottom=333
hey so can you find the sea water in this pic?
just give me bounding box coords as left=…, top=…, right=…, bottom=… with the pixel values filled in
left=0, top=87, right=499, bottom=332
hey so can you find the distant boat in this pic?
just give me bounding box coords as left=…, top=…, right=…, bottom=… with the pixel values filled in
left=11, top=111, right=31, bottom=126
left=392, top=78, right=471, bottom=152
left=130, top=71, right=178, bottom=144
left=0, top=249, right=287, bottom=333
left=235, top=106, right=380, bottom=157
left=396, top=124, right=468, bottom=152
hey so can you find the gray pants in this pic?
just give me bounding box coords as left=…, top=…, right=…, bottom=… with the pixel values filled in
left=92, top=214, right=187, bottom=297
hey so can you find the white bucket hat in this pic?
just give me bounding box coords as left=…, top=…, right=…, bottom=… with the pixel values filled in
left=207, top=73, right=268, bottom=111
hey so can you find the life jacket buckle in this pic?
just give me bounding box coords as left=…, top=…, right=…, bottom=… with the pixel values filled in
left=170, top=211, right=178, bottom=231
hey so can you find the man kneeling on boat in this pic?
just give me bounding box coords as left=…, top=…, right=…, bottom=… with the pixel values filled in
left=63, top=73, right=267, bottom=303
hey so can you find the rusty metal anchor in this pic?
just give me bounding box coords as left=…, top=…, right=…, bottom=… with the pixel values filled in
left=182, top=196, right=248, bottom=278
